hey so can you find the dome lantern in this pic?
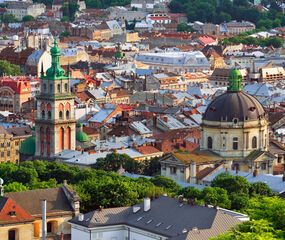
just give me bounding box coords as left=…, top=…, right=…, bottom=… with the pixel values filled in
left=227, top=67, right=243, bottom=92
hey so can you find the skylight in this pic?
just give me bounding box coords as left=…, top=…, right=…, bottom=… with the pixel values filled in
left=137, top=216, right=143, bottom=222
left=166, top=225, right=172, bottom=230
left=156, top=222, right=162, bottom=227
left=146, top=219, right=153, bottom=224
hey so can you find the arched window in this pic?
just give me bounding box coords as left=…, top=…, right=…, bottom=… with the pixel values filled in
left=43, top=84, right=46, bottom=92
left=207, top=137, right=213, bottom=149
left=41, top=110, right=45, bottom=119
left=58, top=103, right=64, bottom=119
left=66, top=126, right=71, bottom=150
left=47, top=103, right=52, bottom=119
left=60, top=127, right=64, bottom=151
left=65, top=103, right=70, bottom=119
left=65, top=83, right=68, bottom=92
left=40, top=127, right=44, bottom=155
left=252, top=136, right=257, bottom=149
left=46, top=128, right=50, bottom=156
left=233, top=137, right=238, bottom=150
left=50, top=84, right=52, bottom=92
left=57, top=84, right=61, bottom=93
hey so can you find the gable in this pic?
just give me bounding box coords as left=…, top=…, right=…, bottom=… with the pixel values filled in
left=0, top=197, right=34, bottom=224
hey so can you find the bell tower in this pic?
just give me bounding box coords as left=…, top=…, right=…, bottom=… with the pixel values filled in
left=35, top=35, right=76, bottom=158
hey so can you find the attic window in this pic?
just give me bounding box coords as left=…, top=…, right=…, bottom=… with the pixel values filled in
left=9, top=211, right=16, bottom=216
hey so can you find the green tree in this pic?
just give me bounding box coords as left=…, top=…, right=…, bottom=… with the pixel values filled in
left=211, top=219, right=282, bottom=239
left=0, top=60, right=22, bottom=77
left=22, top=15, right=35, bottom=22
left=211, top=173, right=251, bottom=195
left=177, top=22, right=193, bottom=32
left=249, top=182, right=274, bottom=197
left=61, top=2, right=79, bottom=22
left=179, top=186, right=202, bottom=200
left=4, top=182, right=28, bottom=192
left=60, top=31, right=71, bottom=37
left=61, top=16, right=69, bottom=22
left=1, top=13, right=18, bottom=23
left=230, top=193, right=249, bottom=210
left=150, top=175, right=181, bottom=193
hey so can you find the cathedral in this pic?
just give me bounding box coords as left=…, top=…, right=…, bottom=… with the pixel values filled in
left=34, top=35, right=77, bottom=158
left=161, top=68, right=277, bottom=183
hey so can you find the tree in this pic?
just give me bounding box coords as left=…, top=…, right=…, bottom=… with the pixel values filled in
left=60, top=31, right=70, bottom=37
left=150, top=175, right=181, bottom=193
left=249, top=182, right=274, bottom=197
left=61, top=16, right=69, bottom=22
left=61, top=2, right=79, bottom=22
left=1, top=13, right=18, bottom=23
left=22, top=15, right=35, bottom=22
left=4, top=182, right=28, bottom=192
left=179, top=186, right=202, bottom=200
left=0, top=60, right=22, bottom=77
left=211, top=173, right=251, bottom=195
left=177, top=22, right=193, bottom=32
left=230, top=193, right=249, bottom=210
left=211, top=219, right=281, bottom=239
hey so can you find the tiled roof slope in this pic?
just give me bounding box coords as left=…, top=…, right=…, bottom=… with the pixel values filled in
left=5, top=187, right=73, bottom=217
left=0, top=197, right=34, bottom=224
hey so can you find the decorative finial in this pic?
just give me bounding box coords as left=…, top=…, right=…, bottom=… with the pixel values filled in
left=53, top=31, right=57, bottom=45
left=0, top=178, right=4, bottom=197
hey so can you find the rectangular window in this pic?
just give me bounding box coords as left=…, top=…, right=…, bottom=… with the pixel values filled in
left=1, top=152, right=3, bottom=157
left=170, top=167, right=177, bottom=174
left=7, top=151, right=10, bottom=157
left=261, top=163, right=266, bottom=170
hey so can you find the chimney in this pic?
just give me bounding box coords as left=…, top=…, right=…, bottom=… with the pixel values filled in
left=78, top=213, right=84, bottom=221
left=42, top=200, right=46, bottom=240
left=253, top=169, right=258, bottom=177
left=144, top=198, right=151, bottom=211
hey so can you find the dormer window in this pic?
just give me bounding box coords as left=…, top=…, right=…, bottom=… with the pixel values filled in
left=9, top=211, right=16, bottom=216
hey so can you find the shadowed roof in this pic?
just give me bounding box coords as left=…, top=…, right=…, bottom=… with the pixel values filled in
left=5, top=187, right=73, bottom=217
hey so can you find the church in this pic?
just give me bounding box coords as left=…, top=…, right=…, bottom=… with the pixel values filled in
left=19, top=35, right=90, bottom=160
left=160, top=68, right=277, bottom=183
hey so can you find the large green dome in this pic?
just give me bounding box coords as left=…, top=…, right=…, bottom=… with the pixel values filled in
left=19, top=136, right=36, bottom=155
left=76, top=132, right=89, bottom=142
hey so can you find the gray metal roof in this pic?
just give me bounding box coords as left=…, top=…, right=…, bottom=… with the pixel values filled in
left=69, top=196, right=243, bottom=239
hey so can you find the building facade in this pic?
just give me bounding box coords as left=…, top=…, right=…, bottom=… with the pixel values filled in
left=135, top=51, right=210, bottom=73
left=35, top=36, right=76, bottom=158
left=0, top=77, right=31, bottom=113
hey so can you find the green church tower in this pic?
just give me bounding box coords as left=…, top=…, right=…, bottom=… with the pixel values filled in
left=35, top=35, right=76, bottom=158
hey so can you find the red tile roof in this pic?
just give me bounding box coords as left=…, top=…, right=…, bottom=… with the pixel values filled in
left=0, top=197, right=34, bottom=225
left=137, top=146, right=161, bottom=155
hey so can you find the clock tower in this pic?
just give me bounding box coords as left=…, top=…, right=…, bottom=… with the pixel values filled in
left=35, top=35, right=76, bottom=158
